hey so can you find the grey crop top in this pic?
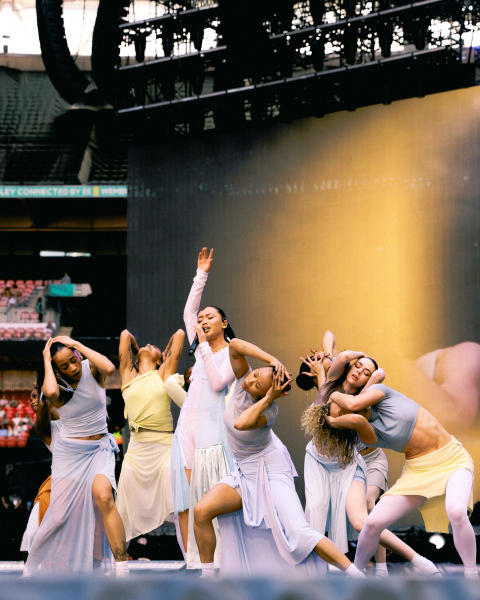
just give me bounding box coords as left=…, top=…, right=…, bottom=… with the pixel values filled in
left=363, top=384, right=419, bottom=453
left=223, top=368, right=278, bottom=461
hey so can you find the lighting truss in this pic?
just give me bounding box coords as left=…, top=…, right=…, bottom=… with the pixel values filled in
left=115, top=0, right=480, bottom=140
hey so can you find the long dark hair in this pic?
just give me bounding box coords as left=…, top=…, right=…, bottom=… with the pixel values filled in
left=204, top=306, right=236, bottom=342
left=35, top=342, right=79, bottom=391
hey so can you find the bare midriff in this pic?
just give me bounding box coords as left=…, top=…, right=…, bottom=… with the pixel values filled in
left=359, top=447, right=376, bottom=457
left=136, top=426, right=173, bottom=433
left=402, top=406, right=452, bottom=460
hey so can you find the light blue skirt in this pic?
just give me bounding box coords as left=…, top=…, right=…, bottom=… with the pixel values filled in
left=25, top=434, right=118, bottom=575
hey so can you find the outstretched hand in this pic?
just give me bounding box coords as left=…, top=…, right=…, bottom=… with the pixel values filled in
left=198, top=247, right=214, bottom=273
left=300, top=351, right=329, bottom=381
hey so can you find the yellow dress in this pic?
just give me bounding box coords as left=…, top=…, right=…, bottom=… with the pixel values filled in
left=116, top=370, right=175, bottom=541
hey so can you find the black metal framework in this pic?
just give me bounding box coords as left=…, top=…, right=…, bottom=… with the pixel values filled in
left=115, top=0, right=480, bottom=139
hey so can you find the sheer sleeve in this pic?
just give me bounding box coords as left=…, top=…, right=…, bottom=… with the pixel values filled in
left=164, top=374, right=187, bottom=408
left=183, top=269, right=208, bottom=345
left=198, top=343, right=235, bottom=392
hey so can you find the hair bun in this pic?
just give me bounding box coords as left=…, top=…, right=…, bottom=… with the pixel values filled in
left=296, top=373, right=315, bottom=391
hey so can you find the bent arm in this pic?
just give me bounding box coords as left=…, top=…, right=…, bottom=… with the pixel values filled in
left=184, top=269, right=208, bottom=345
left=42, top=361, right=60, bottom=401
left=234, top=397, right=270, bottom=431
left=161, top=329, right=185, bottom=380
left=327, top=350, right=366, bottom=382
left=331, top=388, right=385, bottom=411
left=119, top=329, right=138, bottom=384
left=322, top=330, right=338, bottom=358
left=327, top=414, right=377, bottom=445
left=73, top=341, right=115, bottom=377
left=360, top=368, right=386, bottom=394
left=199, top=343, right=235, bottom=392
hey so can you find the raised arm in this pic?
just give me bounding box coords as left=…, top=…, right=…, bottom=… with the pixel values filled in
left=327, top=350, right=366, bottom=382
left=183, top=248, right=213, bottom=345
left=331, top=388, right=385, bottom=411
left=42, top=339, right=60, bottom=401
left=322, top=330, right=338, bottom=358
left=325, top=413, right=377, bottom=445
left=161, top=329, right=185, bottom=380
left=53, top=336, right=115, bottom=384
left=360, top=368, right=386, bottom=394
left=119, top=329, right=139, bottom=385
left=228, top=337, right=288, bottom=381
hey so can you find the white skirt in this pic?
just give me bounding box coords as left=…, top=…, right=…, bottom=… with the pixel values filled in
left=116, top=430, right=174, bottom=541
left=20, top=502, right=40, bottom=553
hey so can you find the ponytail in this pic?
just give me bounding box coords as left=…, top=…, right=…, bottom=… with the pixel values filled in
left=210, top=306, right=236, bottom=343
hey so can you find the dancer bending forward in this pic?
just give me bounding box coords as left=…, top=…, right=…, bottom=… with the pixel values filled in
left=193, top=338, right=365, bottom=578
left=300, top=347, right=437, bottom=576
left=24, top=337, right=128, bottom=577
left=327, top=382, right=476, bottom=577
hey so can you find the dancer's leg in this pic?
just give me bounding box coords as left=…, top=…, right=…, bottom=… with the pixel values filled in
left=445, top=469, right=477, bottom=574
left=92, top=475, right=127, bottom=562
left=194, top=483, right=242, bottom=575
left=367, top=486, right=388, bottom=573
left=178, top=467, right=191, bottom=553
left=347, top=482, right=418, bottom=566
left=354, top=494, right=425, bottom=569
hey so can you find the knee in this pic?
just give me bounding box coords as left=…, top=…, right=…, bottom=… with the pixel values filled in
left=362, top=514, right=383, bottom=536
left=194, top=500, right=212, bottom=525
left=94, top=491, right=115, bottom=513
left=447, top=504, right=470, bottom=527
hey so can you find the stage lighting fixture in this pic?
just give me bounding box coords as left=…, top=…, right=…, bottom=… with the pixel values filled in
left=428, top=534, right=446, bottom=549
left=40, top=251, right=65, bottom=257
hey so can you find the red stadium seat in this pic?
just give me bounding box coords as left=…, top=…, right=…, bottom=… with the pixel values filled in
left=16, top=280, right=25, bottom=287
left=30, top=313, right=39, bottom=322
left=34, top=280, right=43, bottom=287
left=15, top=328, right=25, bottom=339
left=25, top=280, right=34, bottom=288
left=17, top=439, right=27, bottom=448
left=0, top=299, right=8, bottom=307
left=6, top=437, right=17, bottom=448
left=0, top=280, right=5, bottom=286
left=21, top=312, right=30, bottom=322
left=4, top=332, right=12, bottom=340
left=6, top=280, right=14, bottom=287
left=34, top=330, right=43, bottom=339
left=0, top=438, right=6, bottom=447
left=0, top=328, right=5, bottom=338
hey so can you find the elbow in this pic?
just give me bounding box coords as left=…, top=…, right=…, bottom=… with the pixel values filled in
left=211, top=383, right=225, bottom=393
left=120, top=329, right=131, bottom=339
left=234, top=421, right=248, bottom=431
left=105, top=363, right=116, bottom=377
left=176, top=329, right=185, bottom=338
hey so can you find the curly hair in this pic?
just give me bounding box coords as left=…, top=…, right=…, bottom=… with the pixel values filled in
left=301, top=401, right=358, bottom=468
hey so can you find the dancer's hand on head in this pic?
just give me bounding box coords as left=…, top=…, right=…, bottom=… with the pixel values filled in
left=194, top=323, right=207, bottom=344
left=269, top=358, right=289, bottom=382
left=265, top=371, right=292, bottom=403
left=43, top=338, right=53, bottom=362
left=52, top=335, right=76, bottom=349
left=300, top=351, right=328, bottom=380
left=197, top=247, right=214, bottom=273
left=325, top=415, right=343, bottom=429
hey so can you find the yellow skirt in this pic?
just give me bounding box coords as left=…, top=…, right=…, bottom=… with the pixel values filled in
left=383, top=437, right=474, bottom=533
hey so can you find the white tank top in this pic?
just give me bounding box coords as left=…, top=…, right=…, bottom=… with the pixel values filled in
left=57, top=359, right=108, bottom=437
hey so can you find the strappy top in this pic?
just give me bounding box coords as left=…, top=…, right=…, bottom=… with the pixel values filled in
left=122, top=369, right=173, bottom=433
left=57, top=359, right=108, bottom=437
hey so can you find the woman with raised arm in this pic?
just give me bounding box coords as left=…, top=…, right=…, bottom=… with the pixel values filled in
left=171, top=248, right=237, bottom=568
left=301, top=343, right=441, bottom=576
left=325, top=381, right=476, bottom=578
left=24, top=336, right=128, bottom=577
left=116, top=328, right=185, bottom=542
left=193, top=338, right=366, bottom=578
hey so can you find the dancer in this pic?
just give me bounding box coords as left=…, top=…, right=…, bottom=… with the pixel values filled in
left=171, top=248, right=237, bottom=568
left=20, top=387, right=62, bottom=557
left=116, top=328, right=185, bottom=541
left=326, top=381, right=476, bottom=577
left=298, top=332, right=390, bottom=574
left=24, top=337, right=128, bottom=577
left=193, top=337, right=366, bottom=578
left=301, top=348, right=442, bottom=576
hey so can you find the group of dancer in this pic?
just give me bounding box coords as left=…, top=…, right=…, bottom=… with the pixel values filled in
left=20, top=247, right=477, bottom=579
